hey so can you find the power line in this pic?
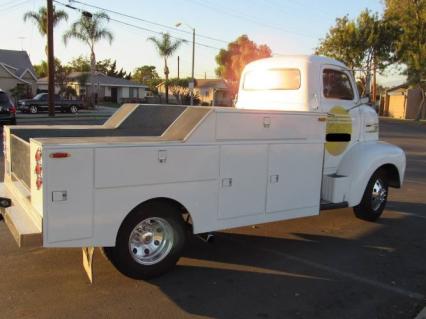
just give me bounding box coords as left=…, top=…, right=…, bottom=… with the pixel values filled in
left=0, top=0, right=19, bottom=7
left=68, top=0, right=230, bottom=44
left=0, top=0, right=33, bottom=10
left=185, top=0, right=318, bottom=40
left=54, top=0, right=223, bottom=51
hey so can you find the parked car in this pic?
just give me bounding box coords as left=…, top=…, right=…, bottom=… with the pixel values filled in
left=0, top=90, right=16, bottom=125
left=18, top=93, right=82, bottom=114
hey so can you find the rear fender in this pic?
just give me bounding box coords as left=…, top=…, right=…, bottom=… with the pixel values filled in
left=336, top=141, right=406, bottom=207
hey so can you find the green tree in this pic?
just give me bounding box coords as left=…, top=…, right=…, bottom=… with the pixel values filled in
left=33, top=60, right=48, bottom=78
left=23, top=6, right=68, bottom=56
left=34, top=58, right=63, bottom=78
left=63, top=12, right=113, bottom=107
left=215, top=35, right=272, bottom=97
left=67, top=56, right=91, bottom=72
left=385, top=0, right=426, bottom=119
left=148, top=33, right=185, bottom=103
left=132, top=65, right=161, bottom=91
left=316, top=10, right=400, bottom=96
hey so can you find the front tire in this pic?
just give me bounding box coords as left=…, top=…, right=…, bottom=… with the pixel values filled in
left=107, top=201, right=187, bottom=279
left=353, top=169, right=388, bottom=221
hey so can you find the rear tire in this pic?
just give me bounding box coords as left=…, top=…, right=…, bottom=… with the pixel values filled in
left=353, top=169, right=388, bottom=221
left=69, top=105, right=78, bottom=114
left=107, top=201, right=187, bottom=279
left=29, top=105, right=38, bottom=114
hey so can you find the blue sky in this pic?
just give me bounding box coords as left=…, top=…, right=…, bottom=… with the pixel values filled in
left=1, top=0, right=405, bottom=86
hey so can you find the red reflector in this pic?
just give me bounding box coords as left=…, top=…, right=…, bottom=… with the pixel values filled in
left=36, top=177, right=42, bottom=190
left=35, top=164, right=42, bottom=175
left=35, top=149, right=42, bottom=161
left=49, top=152, right=70, bottom=158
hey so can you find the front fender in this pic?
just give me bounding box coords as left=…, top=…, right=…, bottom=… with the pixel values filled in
left=336, top=141, right=406, bottom=207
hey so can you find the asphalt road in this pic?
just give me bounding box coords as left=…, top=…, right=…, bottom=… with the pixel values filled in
left=0, top=114, right=425, bottom=319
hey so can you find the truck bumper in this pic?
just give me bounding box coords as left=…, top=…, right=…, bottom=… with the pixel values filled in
left=0, top=183, right=42, bottom=248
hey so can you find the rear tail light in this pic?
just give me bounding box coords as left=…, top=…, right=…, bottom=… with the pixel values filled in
left=9, top=105, right=16, bottom=114
left=35, top=149, right=43, bottom=190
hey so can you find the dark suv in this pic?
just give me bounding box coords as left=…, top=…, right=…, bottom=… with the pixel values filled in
left=0, top=90, right=16, bottom=125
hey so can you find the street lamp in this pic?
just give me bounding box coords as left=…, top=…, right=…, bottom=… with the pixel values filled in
left=176, top=22, right=195, bottom=106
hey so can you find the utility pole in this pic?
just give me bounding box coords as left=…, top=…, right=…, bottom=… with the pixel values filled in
left=191, top=28, right=195, bottom=106
left=47, top=0, right=55, bottom=117
left=175, top=22, right=195, bottom=105
left=177, top=56, right=180, bottom=79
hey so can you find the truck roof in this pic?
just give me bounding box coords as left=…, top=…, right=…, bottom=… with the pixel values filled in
left=244, top=55, right=348, bottom=71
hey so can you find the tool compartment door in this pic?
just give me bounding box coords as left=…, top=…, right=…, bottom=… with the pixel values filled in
left=266, top=143, right=323, bottom=214
left=218, top=144, right=268, bottom=219
left=44, top=148, right=94, bottom=244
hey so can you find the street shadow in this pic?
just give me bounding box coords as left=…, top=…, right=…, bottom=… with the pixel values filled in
left=148, top=215, right=425, bottom=319
left=386, top=201, right=426, bottom=215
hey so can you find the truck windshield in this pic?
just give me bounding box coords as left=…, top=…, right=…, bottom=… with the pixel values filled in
left=243, top=69, right=301, bottom=90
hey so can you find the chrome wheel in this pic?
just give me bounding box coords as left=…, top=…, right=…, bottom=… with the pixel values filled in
left=30, top=106, right=38, bottom=114
left=371, top=178, right=387, bottom=211
left=129, top=217, right=174, bottom=266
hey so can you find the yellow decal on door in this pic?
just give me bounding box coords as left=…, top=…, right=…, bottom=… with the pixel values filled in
left=326, top=106, right=352, bottom=156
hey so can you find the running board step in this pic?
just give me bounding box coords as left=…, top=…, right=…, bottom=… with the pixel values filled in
left=320, top=201, right=348, bottom=211
left=2, top=205, right=42, bottom=248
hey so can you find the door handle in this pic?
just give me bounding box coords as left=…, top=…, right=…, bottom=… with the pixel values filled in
left=221, top=178, right=232, bottom=187
left=158, top=150, right=167, bottom=163
left=270, top=175, right=279, bottom=184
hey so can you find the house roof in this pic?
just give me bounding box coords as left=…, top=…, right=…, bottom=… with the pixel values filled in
left=0, top=49, right=36, bottom=77
left=38, top=71, right=148, bottom=88
left=387, top=83, right=409, bottom=92
left=0, top=49, right=37, bottom=83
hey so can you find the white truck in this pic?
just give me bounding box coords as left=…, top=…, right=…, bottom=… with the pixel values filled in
left=0, top=55, right=405, bottom=281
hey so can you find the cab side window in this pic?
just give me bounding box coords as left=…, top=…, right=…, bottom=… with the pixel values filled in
left=323, top=69, right=354, bottom=100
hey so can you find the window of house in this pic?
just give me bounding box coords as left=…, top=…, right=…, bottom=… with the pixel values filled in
left=243, top=68, right=301, bottom=90
left=322, top=69, right=354, bottom=100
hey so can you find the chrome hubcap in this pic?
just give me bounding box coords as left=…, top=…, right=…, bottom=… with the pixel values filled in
left=371, top=179, right=387, bottom=211
left=129, top=217, right=174, bottom=265
left=71, top=106, right=77, bottom=113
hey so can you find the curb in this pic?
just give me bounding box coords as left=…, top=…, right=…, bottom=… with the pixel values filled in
left=415, top=307, right=426, bottom=319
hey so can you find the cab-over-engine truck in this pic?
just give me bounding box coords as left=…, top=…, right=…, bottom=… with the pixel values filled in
left=0, top=56, right=405, bottom=281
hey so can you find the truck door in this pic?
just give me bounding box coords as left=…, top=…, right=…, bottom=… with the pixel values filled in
left=320, top=66, right=361, bottom=173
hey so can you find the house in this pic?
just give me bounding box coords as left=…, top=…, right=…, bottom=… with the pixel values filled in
left=194, top=79, right=232, bottom=106
left=157, top=78, right=232, bottom=106
left=0, top=49, right=37, bottom=97
left=38, top=72, right=149, bottom=103
left=382, top=84, right=424, bottom=119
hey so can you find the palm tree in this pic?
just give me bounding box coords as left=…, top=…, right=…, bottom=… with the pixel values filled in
left=63, top=12, right=113, bottom=107
left=148, top=33, right=185, bottom=103
left=23, top=6, right=68, bottom=55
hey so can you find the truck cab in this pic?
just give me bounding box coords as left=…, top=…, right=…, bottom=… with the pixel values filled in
left=237, top=55, right=404, bottom=208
